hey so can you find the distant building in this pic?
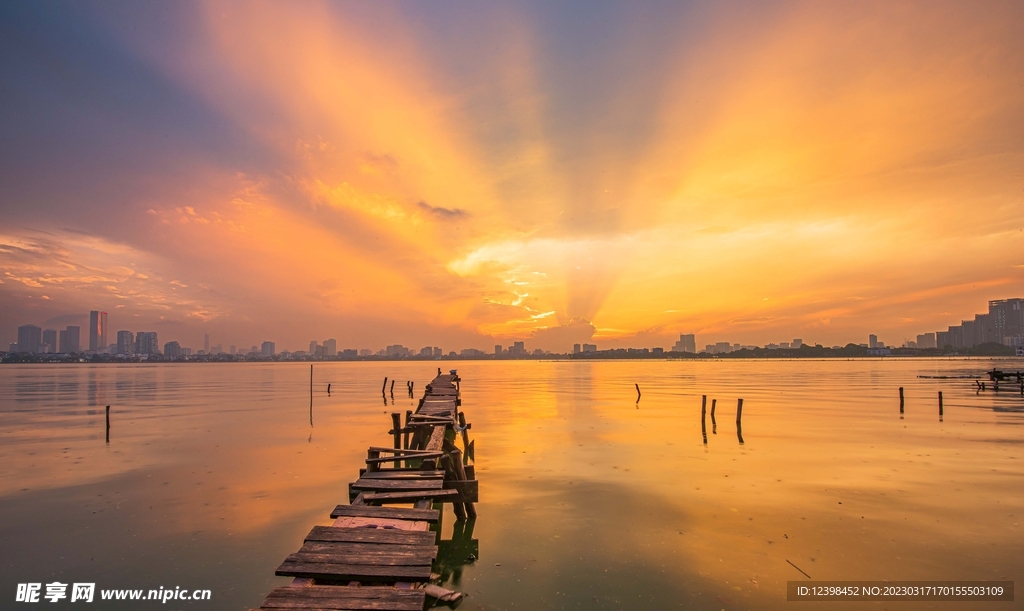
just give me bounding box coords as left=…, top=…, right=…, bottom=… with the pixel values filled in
left=573, top=343, right=581, bottom=354
left=17, top=325, right=41, bottom=353
left=386, top=345, right=410, bottom=357
left=672, top=334, right=696, bottom=353
left=116, top=331, right=135, bottom=355
left=164, top=341, right=182, bottom=357
left=59, top=325, right=81, bottom=353
left=989, top=298, right=1024, bottom=344
left=652, top=347, right=664, bottom=355
left=42, top=329, right=57, bottom=353
left=204, top=334, right=210, bottom=353
left=935, top=331, right=952, bottom=350
left=432, top=347, right=442, bottom=357
left=230, top=345, right=237, bottom=355
left=460, top=348, right=485, bottom=357
left=323, top=339, right=337, bottom=356
left=868, top=334, right=878, bottom=349
left=792, top=339, right=803, bottom=349
left=309, top=340, right=319, bottom=355
left=916, top=333, right=936, bottom=349
left=508, top=341, right=526, bottom=356
left=497, top=344, right=505, bottom=355
left=582, top=343, right=597, bottom=353
left=341, top=349, right=358, bottom=358
left=89, top=310, right=107, bottom=351
left=135, top=332, right=159, bottom=355
left=780, top=342, right=790, bottom=349
left=359, top=349, right=372, bottom=357
left=211, top=344, right=223, bottom=354
left=261, top=341, right=276, bottom=356
left=961, top=320, right=977, bottom=348
left=421, top=346, right=434, bottom=357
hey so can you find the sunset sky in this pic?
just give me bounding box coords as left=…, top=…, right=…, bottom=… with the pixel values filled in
left=2, top=1, right=1023, bottom=352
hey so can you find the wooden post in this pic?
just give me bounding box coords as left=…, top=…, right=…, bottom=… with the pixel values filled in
left=938, top=391, right=943, bottom=418
left=635, top=383, right=641, bottom=403
left=736, top=398, right=744, bottom=445
left=390, top=379, right=395, bottom=395
left=450, top=448, right=475, bottom=519
left=701, top=395, right=707, bottom=445
left=382, top=377, right=388, bottom=395
left=899, top=387, right=904, bottom=414
left=105, top=405, right=110, bottom=444
left=391, top=413, right=402, bottom=467
left=404, top=410, right=413, bottom=449
left=458, top=412, right=472, bottom=456
left=711, top=399, right=717, bottom=434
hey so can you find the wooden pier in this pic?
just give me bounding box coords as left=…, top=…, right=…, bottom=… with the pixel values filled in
left=253, top=370, right=478, bottom=610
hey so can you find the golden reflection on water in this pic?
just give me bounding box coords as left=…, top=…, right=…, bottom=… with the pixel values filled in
left=0, top=359, right=1021, bottom=610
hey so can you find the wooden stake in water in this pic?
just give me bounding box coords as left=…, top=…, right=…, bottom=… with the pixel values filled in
left=382, top=377, right=388, bottom=396
left=711, top=399, right=717, bottom=434
left=105, top=405, right=110, bottom=444
left=701, top=395, right=707, bottom=445
left=635, top=383, right=641, bottom=403
left=736, top=398, right=744, bottom=445
left=899, top=387, right=905, bottom=415
left=938, top=391, right=943, bottom=419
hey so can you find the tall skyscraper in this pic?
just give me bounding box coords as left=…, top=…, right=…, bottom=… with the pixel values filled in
left=116, top=331, right=135, bottom=354
left=322, top=338, right=337, bottom=356
left=261, top=341, right=275, bottom=356
left=164, top=341, right=182, bottom=357
left=61, top=326, right=80, bottom=352
left=42, top=328, right=57, bottom=353
left=17, top=325, right=42, bottom=353
left=89, top=310, right=107, bottom=351
left=988, top=298, right=1024, bottom=344
left=868, top=334, right=878, bottom=348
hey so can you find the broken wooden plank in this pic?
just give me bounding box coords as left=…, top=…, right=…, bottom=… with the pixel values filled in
left=357, top=470, right=445, bottom=480
left=259, top=585, right=425, bottom=611
left=361, top=489, right=460, bottom=504
left=284, top=551, right=433, bottom=567
left=442, top=479, right=479, bottom=503
left=275, top=561, right=432, bottom=581
left=329, top=506, right=439, bottom=522
left=306, top=525, right=435, bottom=546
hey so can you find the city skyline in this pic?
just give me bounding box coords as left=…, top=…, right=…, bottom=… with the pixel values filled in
left=9, top=296, right=1023, bottom=356
left=2, top=2, right=1023, bottom=352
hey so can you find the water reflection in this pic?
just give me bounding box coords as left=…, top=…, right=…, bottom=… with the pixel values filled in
left=0, top=359, right=1022, bottom=611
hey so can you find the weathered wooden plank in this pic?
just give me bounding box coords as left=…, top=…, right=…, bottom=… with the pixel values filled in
left=367, top=447, right=446, bottom=455
left=306, top=525, right=435, bottom=545
left=275, top=561, right=432, bottom=581
left=352, top=479, right=445, bottom=491
left=260, top=586, right=425, bottom=611
left=366, top=452, right=442, bottom=464
left=285, top=551, right=433, bottom=566
left=423, top=426, right=446, bottom=452
left=361, top=489, right=460, bottom=503
left=299, top=541, right=437, bottom=556
left=328, top=506, right=439, bottom=522
left=357, top=470, right=444, bottom=480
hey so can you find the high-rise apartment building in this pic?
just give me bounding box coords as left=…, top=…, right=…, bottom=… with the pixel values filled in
left=164, top=341, right=182, bottom=357
left=573, top=343, right=581, bottom=354
left=116, top=331, right=135, bottom=354
left=961, top=320, right=977, bottom=348
left=989, top=299, right=1024, bottom=344
left=17, top=325, right=42, bottom=353
left=261, top=341, right=275, bottom=356
left=916, top=333, right=936, bottom=349
left=309, top=340, right=319, bottom=355
left=58, top=325, right=81, bottom=352
left=135, top=332, right=159, bottom=355
left=42, top=328, right=57, bottom=353
left=672, top=334, right=696, bottom=353
left=868, top=334, right=878, bottom=348
left=89, top=310, right=107, bottom=351
left=323, top=339, right=337, bottom=357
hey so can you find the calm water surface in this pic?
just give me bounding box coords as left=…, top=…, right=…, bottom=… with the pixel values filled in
left=1, top=359, right=1022, bottom=610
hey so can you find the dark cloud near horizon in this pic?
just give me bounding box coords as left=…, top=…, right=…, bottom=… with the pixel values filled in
left=417, top=201, right=468, bottom=220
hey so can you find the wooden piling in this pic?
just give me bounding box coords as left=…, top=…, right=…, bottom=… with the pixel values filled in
left=711, top=399, right=717, bottom=434
left=635, top=383, right=641, bottom=402
left=938, top=391, right=943, bottom=417
left=404, top=410, right=413, bottom=449
left=382, top=377, right=388, bottom=395
left=899, top=387, right=904, bottom=413
left=390, top=380, right=395, bottom=395
left=105, top=405, right=110, bottom=443
left=736, top=398, right=744, bottom=444
left=450, top=447, right=475, bottom=519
